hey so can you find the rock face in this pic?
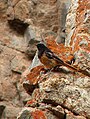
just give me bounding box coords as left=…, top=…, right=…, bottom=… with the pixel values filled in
left=0, top=0, right=70, bottom=118
left=1, top=0, right=90, bottom=119
left=17, top=0, right=90, bottom=119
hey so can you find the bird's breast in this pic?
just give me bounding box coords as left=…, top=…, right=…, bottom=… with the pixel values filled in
left=40, top=53, right=58, bottom=69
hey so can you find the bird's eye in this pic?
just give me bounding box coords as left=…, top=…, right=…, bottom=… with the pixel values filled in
left=46, top=52, right=53, bottom=59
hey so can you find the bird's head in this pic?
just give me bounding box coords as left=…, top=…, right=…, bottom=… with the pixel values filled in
left=36, top=43, right=47, bottom=51
left=36, top=43, right=49, bottom=58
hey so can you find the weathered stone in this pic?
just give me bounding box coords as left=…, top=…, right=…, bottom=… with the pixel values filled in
left=23, top=81, right=38, bottom=95
left=0, top=46, right=14, bottom=79
left=11, top=53, right=30, bottom=73
left=39, top=104, right=65, bottom=119
left=0, top=0, right=8, bottom=11
left=6, top=6, right=14, bottom=20
left=0, top=105, right=5, bottom=119
left=8, top=0, right=20, bottom=7
left=17, top=107, right=59, bottom=119
left=25, top=25, right=36, bottom=40
left=66, top=113, right=86, bottom=119
left=17, top=107, right=32, bottom=119
left=1, top=0, right=90, bottom=119
left=14, top=0, right=30, bottom=21
left=38, top=71, right=90, bottom=118
left=3, top=105, right=21, bottom=119
left=0, top=38, right=30, bottom=117
left=0, top=0, right=8, bottom=20
left=45, top=111, right=59, bottom=119
left=0, top=23, right=29, bottom=53
left=25, top=26, right=41, bottom=58
left=28, top=51, right=41, bottom=70
left=0, top=79, right=17, bottom=101
left=0, top=45, right=30, bottom=77
left=0, top=101, right=22, bottom=119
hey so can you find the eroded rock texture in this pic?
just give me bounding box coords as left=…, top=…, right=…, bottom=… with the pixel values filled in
left=0, top=0, right=70, bottom=118
left=18, top=0, right=90, bottom=119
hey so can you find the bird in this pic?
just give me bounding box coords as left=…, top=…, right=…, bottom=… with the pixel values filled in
left=36, top=43, right=90, bottom=77
left=36, top=43, right=78, bottom=71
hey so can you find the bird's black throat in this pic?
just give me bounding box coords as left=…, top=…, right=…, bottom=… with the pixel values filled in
left=37, top=43, right=50, bottom=58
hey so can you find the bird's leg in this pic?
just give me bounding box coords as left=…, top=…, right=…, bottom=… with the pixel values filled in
left=44, top=67, right=57, bottom=73
left=53, top=65, right=72, bottom=73
left=40, top=67, right=53, bottom=74
left=52, top=65, right=62, bottom=71
left=42, top=68, right=52, bottom=74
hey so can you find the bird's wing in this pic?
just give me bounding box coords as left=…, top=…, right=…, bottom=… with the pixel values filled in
left=45, top=51, right=54, bottom=59
left=45, top=50, right=64, bottom=64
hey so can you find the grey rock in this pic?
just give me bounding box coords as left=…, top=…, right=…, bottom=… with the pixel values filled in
left=3, top=105, right=21, bottom=119
left=24, top=26, right=41, bottom=58
left=17, top=107, right=32, bottom=119
left=25, top=26, right=36, bottom=41
left=39, top=72, right=90, bottom=118
left=66, top=114, right=86, bottom=119
left=10, top=52, right=30, bottom=74
left=14, top=0, right=30, bottom=21
left=17, top=107, right=59, bottom=119
left=29, top=51, right=41, bottom=70
left=0, top=105, right=5, bottom=119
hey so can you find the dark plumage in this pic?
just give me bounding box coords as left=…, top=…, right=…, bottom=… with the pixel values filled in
left=36, top=43, right=78, bottom=70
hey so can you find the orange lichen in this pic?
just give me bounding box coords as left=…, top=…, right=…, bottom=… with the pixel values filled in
left=45, top=36, right=74, bottom=62
left=70, top=0, right=90, bottom=54
left=71, top=33, right=90, bottom=53
left=31, top=110, right=47, bottom=119
left=26, top=1, right=90, bottom=85
left=26, top=65, right=44, bottom=85
left=32, top=89, right=41, bottom=101
left=27, top=99, right=36, bottom=105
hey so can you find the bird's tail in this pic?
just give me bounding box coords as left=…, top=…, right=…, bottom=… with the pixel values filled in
left=62, top=62, right=90, bottom=77
left=63, top=62, right=79, bottom=71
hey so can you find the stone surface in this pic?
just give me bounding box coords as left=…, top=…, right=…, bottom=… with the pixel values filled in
left=14, top=0, right=30, bottom=21
left=1, top=0, right=89, bottom=119
left=17, top=107, right=60, bottom=119
left=25, top=26, right=41, bottom=58
left=2, top=103, right=22, bottom=119
left=0, top=0, right=70, bottom=118
left=19, top=0, right=90, bottom=119
left=0, top=105, right=5, bottom=119
left=38, top=72, right=90, bottom=118
left=66, top=113, right=86, bottom=119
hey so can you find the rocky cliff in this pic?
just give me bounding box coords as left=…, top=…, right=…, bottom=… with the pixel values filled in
left=0, top=0, right=90, bottom=119
left=0, top=0, right=70, bottom=118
